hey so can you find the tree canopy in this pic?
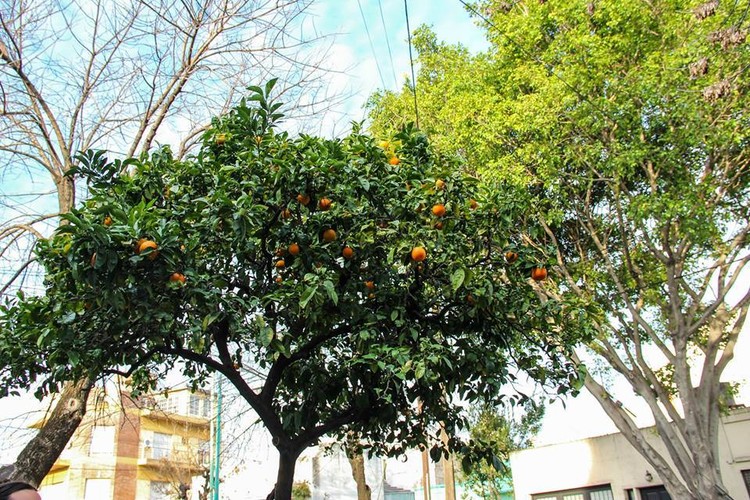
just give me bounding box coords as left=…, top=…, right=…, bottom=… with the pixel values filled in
left=0, top=82, right=589, bottom=498
left=370, top=1, right=750, bottom=498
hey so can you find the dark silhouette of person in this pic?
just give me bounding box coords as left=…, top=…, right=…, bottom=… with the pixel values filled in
left=0, top=482, right=41, bottom=500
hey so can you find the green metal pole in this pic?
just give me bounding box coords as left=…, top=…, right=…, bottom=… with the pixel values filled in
left=212, top=375, right=223, bottom=500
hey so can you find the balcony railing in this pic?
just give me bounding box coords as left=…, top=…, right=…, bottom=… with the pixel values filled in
left=139, top=445, right=210, bottom=470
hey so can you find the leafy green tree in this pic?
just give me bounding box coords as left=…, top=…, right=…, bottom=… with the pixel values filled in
left=0, top=83, right=587, bottom=499
left=0, top=0, right=337, bottom=486
left=461, top=402, right=543, bottom=499
left=369, top=2, right=750, bottom=499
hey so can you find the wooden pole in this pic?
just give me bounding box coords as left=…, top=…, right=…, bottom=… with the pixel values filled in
left=421, top=447, right=432, bottom=500
left=440, top=425, right=456, bottom=500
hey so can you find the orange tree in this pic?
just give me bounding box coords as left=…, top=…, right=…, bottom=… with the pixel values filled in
left=0, top=83, right=590, bottom=499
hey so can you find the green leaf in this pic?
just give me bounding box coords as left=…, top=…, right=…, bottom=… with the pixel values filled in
left=323, top=280, right=338, bottom=305
left=60, top=312, right=76, bottom=324
left=262, top=328, right=275, bottom=348
left=299, top=286, right=318, bottom=309
left=451, top=268, right=466, bottom=291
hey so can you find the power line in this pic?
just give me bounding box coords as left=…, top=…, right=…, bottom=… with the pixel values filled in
left=404, top=0, right=420, bottom=129
left=377, top=0, right=399, bottom=87
left=356, top=0, right=388, bottom=91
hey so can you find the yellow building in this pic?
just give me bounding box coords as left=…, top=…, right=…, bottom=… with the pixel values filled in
left=36, top=386, right=212, bottom=500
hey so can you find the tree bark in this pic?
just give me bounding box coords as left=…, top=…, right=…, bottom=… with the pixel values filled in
left=348, top=452, right=371, bottom=500
left=268, top=447, right=301, bottom=500
left=0, top=378, right=91, bottom=487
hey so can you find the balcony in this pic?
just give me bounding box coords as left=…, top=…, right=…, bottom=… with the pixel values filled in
left=138, top=445, right=209, bottom=473
left=139, top=407, right=211, bottom=427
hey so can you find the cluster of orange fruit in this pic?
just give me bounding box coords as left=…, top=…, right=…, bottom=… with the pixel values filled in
left=505, top=250, right=547, bottom=281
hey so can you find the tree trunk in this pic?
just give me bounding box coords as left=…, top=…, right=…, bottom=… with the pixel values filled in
left=268, top=447, right=300, bottom=500
left=0, top=378, right=91, bottom=487
left=348, top=452, right=371, bottom=500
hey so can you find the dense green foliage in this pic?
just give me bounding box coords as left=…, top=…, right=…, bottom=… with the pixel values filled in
left=370, top=1, right=750, bottom=497
left=0, top=81, right=590, bottom=495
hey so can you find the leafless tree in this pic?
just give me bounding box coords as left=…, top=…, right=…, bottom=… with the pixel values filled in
left=0, top=0, right=343, bottom=485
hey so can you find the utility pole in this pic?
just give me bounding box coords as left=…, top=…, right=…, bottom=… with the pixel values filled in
left=210, top=375, right=223, bottom=500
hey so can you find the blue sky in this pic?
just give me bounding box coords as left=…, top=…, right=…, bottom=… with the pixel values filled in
left=304, top=0, right=490, bottom=133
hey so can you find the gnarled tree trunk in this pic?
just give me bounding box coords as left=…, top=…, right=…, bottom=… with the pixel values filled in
left=0, top=378, right=91, bottom=487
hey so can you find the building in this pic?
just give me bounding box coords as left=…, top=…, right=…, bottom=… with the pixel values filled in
left=510, top=406, right=750, bottom=500
left=36, top=386, right=212, bottom=500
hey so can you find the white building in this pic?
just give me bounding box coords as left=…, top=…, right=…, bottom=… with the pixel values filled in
left=510, top=406, right=750, bottom=500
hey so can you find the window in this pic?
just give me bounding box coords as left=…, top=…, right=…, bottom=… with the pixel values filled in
left=89, top=426, right=115, bottom=455
left=202, top=395, right=211, bottom=417
left=152, top=432, right=172, bottom=459
left=741, top=470, right=750, bottom=496
left=150, top=481, right=172, bottom=500
left=189, top=394, right=201, bottom=416
left=639, top=485, right=671, bottom=500
left=533, top=485, right=614, bottom=500
left=84, top=479, right=111, bottom=500
left=160, top=394, right=178, bottom=413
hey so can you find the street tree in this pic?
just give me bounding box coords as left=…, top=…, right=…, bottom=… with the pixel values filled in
left=0, top=0, right=337, bottom=485
left=0, top=83, right=589, bottom=499
left=369, top=1, right=750, bottom=498
left=461, top=401, right=544, bottom=499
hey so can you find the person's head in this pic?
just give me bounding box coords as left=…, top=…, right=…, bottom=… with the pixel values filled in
left=0, top=482, right=41, bottom=500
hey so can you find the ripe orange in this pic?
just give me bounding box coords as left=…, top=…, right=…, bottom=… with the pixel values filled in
left=288, top=243, right=300, bottom=256
left=469, top=199, right=478, bottom=210
left=215, top=133, right=227, bottom=145
left=275, top=276, right=283, bottom=284
left=531, top=267, right=548, bottom=281
left=297, top=193, right=311, bottom=206
left=435, top=179, right=445, bottom=190
left=318, top=197, right=332, bottom=211
left=389, top=156, right=400, bottom=166
left=364, top=280, right=375, bottom=290
left=136, top=239, right=159, bottom=260
left=411, top=246, right=427, bottom=262
left=434, top=221, right=444, bottom=230
left=322, top=229, right=337, bottom=242
left=281, top=208, right=292, bottom=219
left=432, top=204, right=446, bottom=217
left=368, top=293, right=376, bottom=299
left=275, top=259, right=286, bottom=268
left=169, top=272, right=186, bottom=284
left=505, top=251, right=518, bottom=264
left=103, top=216, right=113, bottom=226
left=342, top=246, right=354, bottom=259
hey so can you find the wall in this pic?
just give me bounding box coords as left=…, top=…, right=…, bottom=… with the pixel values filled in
left=510, top=407, right=750, bottom=500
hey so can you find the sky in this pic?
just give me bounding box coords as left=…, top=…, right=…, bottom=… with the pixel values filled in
left=304, top=0, right=490, bottom=134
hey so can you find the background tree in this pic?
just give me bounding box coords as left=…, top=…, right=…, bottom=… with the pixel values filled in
left=369, top=1, right=750, bottom=498
left=0, top=84, right=589, bottom=499
left=0, top=0, right=338, bottom=486
left=461, top=401, right=543, bottom=499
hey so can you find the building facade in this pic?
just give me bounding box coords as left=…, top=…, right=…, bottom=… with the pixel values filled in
left=510, top=406, right=750, bottom=500
left=36, top=386, right=211, bottom=500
